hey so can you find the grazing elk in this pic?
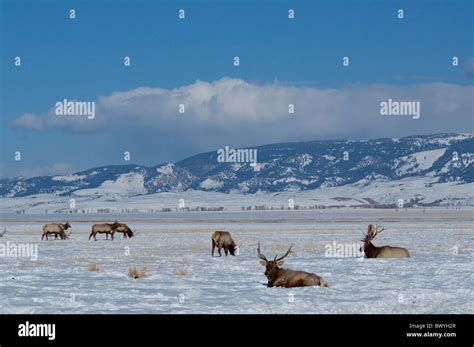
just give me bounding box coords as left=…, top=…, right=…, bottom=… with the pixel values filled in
left=42, top=222, right=71, bottom=240
left=89, top=221, right=121, bottom=241
left=360, top=224, right=410, bottom=258
left=114, top=223, right=134, bottom=238
left=257, top=243, right=330, bottom=288
left=55, top=228, right=72, bottom=240
left=212, top=231, right=238, bottom=256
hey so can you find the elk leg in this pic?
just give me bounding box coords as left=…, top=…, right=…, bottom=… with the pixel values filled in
left=89, top=232, right=93, bottom=240
left=212, top=240, right=216, bottom=256
left=106, top=233, right=109, bottom=240
left=111, top=232, right=114, bottom=241
left=217, top=246, right=222, bottom=257
left=224, top=247, right=228, bottom=256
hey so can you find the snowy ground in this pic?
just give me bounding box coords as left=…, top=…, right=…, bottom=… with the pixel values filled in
left=0, top=209, right=472, bottom=314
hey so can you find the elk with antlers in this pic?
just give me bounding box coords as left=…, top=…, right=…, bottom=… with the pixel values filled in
left=360, top=224, right=410, bottom=258
left=114, top=223, right=135, bottom=238
left=257, top=243, right=330, bottom=288
left=89, top=221, right=121, bottom=241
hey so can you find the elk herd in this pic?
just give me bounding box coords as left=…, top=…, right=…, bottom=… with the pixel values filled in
left=41, top=221, right=135, bottom=241
left=37, top=221, right=409, bottom=289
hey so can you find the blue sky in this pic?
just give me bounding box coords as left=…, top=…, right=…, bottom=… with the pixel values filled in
left=1, top=0, right=473, bottom=177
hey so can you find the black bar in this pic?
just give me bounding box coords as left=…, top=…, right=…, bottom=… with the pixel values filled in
left=0, top=314, right=471, bottom=346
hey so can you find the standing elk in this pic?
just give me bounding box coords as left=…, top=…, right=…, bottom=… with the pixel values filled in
left=212, top=231, right=238, bottom=256
left=42, top=222, right=71, bottom=240
left=114, top=223, right=134, bottom=238
left=360, top=224, right=410, bottom=258
left=257, top=243, right=330, bottom=288
left=89, top=221, right=121, bottom=241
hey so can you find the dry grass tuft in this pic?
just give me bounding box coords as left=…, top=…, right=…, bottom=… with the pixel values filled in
left=172, top=268, right=188, bottom=276
left=88, top=262, right=100, bottom=272
left=128, top=265, right=147, bottom=279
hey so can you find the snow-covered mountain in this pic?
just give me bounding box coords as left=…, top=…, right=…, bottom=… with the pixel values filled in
left=1, top=133, right=472, bottom=201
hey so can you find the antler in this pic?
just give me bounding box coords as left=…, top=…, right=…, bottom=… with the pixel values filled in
left=257, top=242, right=268, bottom=261
left=274, top=244, right=293, bottom=262
left=373, top=225, right=384, bottom=238
left=365, top=224, right=384, bottom=240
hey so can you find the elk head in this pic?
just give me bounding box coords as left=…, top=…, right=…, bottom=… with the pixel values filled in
left=228, top=242, right=239, bottom=256
left=360, top=224, right=384, bottom=252
left=63, top=222, right=71, bottom=230
left=257, top=242, right=293, bottom=286
left=233, top=244, right=239, bottom=256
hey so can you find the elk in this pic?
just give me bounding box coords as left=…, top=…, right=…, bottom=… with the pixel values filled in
left=257, top=243, right=330, bottom=288
left=55, top=228, right=72, bottom=240
left=89, top=221, right=121, bottom=241
left=42, top=222, right=71, bottom=240
left=360, top=224, right=410, bottom=258
left=212, top=231, right=238, bottom=256
left=114, top=223, right=134, bottom=238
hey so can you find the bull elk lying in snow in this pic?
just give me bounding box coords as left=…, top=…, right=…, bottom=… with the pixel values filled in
left=257, top=243, right=330, bottom=288
left=212, top=231, right=238, bottom=256
left=360, top=224, right=410, bottom=258
left=42, top=222, right=71, bottom=240
left=89, top=221, right=121, bottom=241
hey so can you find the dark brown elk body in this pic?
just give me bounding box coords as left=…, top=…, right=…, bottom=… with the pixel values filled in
left=42, top=223, right=71, bottom=240
left=212, top=231, right=238, bottom=256
left=360, top=224, right=410, bottom=258
left=114, top=223, right=134, bottom=238
left=89, top=221, right=121, bottom=241
left=257, top=243, right=330, bottom=288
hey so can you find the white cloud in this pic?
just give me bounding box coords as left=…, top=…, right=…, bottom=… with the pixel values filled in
left=9, top=78, right=474, bottom=150
left=10, top=113, right=45, bottom=130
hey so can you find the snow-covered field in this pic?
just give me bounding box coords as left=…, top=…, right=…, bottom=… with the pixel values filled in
left=0, top=209, right=472, bottom=314
left=1, top=177, right=473, bottom=214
